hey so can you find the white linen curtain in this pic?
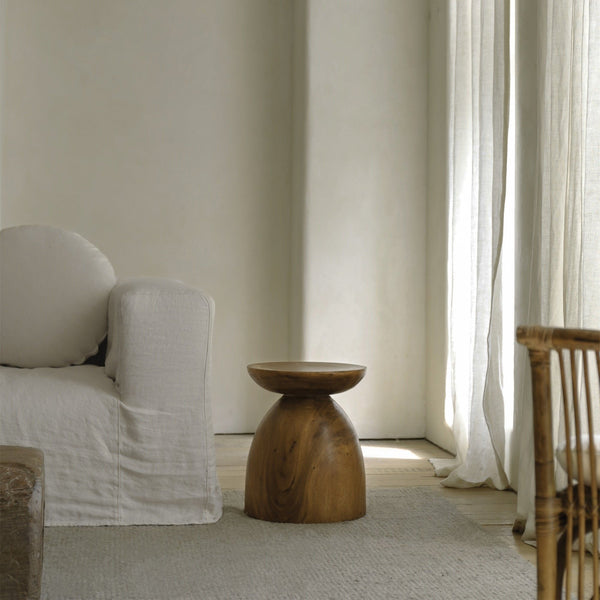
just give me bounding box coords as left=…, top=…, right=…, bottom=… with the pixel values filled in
left=514, top=0, right=600, bottom=541
left=431, top=0, right=512, bottom=490
left=437, top=0, right=600, bottom=542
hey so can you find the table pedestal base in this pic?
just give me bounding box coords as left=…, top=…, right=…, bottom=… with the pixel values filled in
left=244, top=394, right=366, bottom=523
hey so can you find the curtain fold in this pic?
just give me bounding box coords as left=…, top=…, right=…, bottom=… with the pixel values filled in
left=431, top=0, right=511, bottom=490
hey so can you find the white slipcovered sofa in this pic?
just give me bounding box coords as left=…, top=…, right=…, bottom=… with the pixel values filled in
left=0, top=225, right=222, bottom=525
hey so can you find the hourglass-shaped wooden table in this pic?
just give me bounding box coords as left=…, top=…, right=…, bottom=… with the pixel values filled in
left=244, top=362, right=366, bottom=523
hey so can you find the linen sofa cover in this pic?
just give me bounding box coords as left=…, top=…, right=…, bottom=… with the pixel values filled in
left=0, top=225, right=222, bottom=525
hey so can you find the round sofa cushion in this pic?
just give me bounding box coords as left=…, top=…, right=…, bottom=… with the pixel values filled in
left=0, top=225, right=116, bottom=368
left=556, top=434, right=600, bottom=487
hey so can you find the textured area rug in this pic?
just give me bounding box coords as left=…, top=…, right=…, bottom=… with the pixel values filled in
left=41, top=488, right=535, bottom=599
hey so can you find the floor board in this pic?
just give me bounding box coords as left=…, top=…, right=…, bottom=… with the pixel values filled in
left=214, top=434, right=536, bottom=565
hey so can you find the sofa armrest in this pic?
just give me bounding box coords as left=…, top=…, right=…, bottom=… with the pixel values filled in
left=106, top=277, right=214, bottom=409
left=105, top=277, right=221, bottom=524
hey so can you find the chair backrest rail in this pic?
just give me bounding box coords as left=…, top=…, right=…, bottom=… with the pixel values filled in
left=517, top=325, right=600, bottom=352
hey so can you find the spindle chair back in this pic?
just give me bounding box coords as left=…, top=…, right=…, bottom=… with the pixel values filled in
left=518, top=325, right=600, bottom=599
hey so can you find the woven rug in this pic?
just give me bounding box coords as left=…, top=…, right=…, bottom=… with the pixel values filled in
left=41, top=488, right=535, bottom=599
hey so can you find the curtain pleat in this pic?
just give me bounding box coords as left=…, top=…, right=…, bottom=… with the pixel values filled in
left=431, top=0, right=510, bottom=490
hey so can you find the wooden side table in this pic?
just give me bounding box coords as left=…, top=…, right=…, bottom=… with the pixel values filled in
left=244, top=362, right=366, bottom=523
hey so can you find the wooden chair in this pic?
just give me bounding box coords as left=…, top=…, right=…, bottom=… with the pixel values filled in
left=518, top=326, right=600, bottom=599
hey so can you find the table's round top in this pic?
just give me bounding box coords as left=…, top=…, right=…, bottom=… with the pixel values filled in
left=247, top=361, right=366, bottom=396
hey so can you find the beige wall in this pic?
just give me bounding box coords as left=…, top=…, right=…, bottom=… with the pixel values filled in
left=1, top=0, right=293, bottom=432
left=425, top=0, right=454, bottom=451
left=1, top=0, right=432, bottom=438
left=294, top=0, right=429, bottom=437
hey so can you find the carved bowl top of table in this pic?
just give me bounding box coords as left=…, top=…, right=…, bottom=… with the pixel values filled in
left=247, top=362, right=366, bottom=396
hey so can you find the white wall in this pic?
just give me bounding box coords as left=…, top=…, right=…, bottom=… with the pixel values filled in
left=1, top=0, right=293, bottom=432
left=425, top=0, right=454, bottom=452
left=294, top=0, right=429, bottom=438
left=1, top=0, right=430, bottom=438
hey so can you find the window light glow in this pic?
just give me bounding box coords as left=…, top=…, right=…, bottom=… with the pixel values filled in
left=360, top=445, right=420, bottom=460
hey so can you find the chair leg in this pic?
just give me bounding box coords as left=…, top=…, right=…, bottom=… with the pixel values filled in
left=556, top=518, right=600, bottom=600
left=556, top=528, right=571, bottom=600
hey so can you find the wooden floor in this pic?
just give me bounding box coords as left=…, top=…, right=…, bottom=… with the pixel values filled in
left=214, top=434, right=536, bottom=565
